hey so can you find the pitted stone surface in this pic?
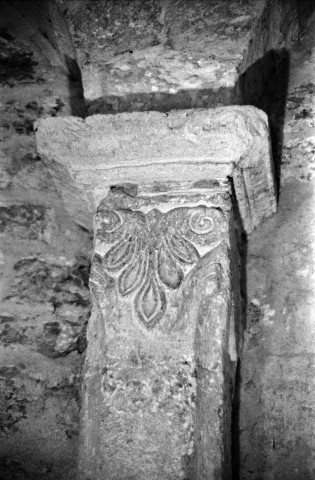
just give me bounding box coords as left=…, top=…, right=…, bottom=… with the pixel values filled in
left=36, top=105, right=276, bottom=233
left=0, top=204, right=54, bottom=241
left=239, top=11, right=315, bottom=478
left=0, top=2, right=90, bottom=478
left=78, top=187, right=240, bottom=480
left=57, top=0, right=299, bottom=114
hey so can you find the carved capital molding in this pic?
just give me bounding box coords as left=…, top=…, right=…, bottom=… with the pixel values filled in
left=94, top=205, right=224, bottom=329
left=36, top=106, right=276, bottom=233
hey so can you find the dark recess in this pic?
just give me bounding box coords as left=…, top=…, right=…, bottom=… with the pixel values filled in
left=239, top=48, right=290, bottom=194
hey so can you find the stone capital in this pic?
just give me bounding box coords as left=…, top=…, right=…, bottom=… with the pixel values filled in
left=35, top=106, right=276, bottom=479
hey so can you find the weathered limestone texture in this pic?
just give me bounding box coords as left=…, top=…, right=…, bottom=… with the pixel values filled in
left=36, top=105, right=276, bottom=233
left=0, top=2, right=89, bottom=478
left=239, top=9, right=315, bottom=478
left=36, top=105, right=276, bottom=478
left=56, top=0, right=299, bottom=114
left=80, top=185, right=238, bottom=480
left=0, top=0, right=85, bottom=117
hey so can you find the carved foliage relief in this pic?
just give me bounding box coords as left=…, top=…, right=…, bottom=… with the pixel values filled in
left=96, top=206, right=225, bottom=329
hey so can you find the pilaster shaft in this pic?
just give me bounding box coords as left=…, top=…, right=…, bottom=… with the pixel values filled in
left=79, top=184, right=238, bottom=479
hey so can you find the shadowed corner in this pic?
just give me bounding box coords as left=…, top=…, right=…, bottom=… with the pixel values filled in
left=297, top=1, right=315, bottom=40
left=231, top=358, right=241, bottom=480
left=239, top=48, right=291, bottom=197
left=230, top=179, right=247, bottom=480
left=64, top=54, right=86, bottom=118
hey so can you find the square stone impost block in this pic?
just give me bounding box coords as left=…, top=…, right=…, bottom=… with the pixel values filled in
left=35, top=106, right=276, bottom=480
left=35, top=106, right=276, bottom=234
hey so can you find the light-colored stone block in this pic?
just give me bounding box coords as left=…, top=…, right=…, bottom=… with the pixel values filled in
left=36, top=105, right=276, bottom=233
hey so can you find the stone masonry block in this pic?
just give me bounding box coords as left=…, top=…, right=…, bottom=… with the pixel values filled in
left=35, top=105, right=276, bottom=234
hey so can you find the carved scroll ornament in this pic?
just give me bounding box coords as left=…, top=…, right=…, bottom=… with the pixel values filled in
left=96, top=206, right=224, bottom=329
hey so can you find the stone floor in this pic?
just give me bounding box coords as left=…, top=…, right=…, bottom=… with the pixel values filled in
left=239, top=11, right=315, bottom=480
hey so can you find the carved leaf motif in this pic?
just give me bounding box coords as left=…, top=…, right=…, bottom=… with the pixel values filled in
left=118, top=248, right=148, bottom=296
left=99, top=206, right=221, bottom=329
left=135, top=275, right=166, bottom=329
left=166, top=233, right=199, bottom=265
left=158, top=243, right=183, bottom=289
left=101, top=210, right=122, bottom=233
left=103, top=236, right=137, bottom=272
left=189, top=209, right=214, bottom=234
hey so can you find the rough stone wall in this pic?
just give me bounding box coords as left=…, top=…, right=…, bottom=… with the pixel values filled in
left=0, top=2, right=91, bottom=479
left=56, top=0, right=299, bottom=116
left=239, top=9, right=315, bottom=479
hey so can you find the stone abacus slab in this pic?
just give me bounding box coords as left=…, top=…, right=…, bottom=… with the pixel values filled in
left=35, top=106, right=276, bottom=234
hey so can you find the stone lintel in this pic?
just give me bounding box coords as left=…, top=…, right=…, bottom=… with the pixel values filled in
left=78, top=186, right=240, bottom=480
left=35, top=105, right=276, bottom=234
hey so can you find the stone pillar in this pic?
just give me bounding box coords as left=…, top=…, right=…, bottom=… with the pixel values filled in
left=35, top=106, right=276, bottom=479
left=82, top=183, right=238, bottom=479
